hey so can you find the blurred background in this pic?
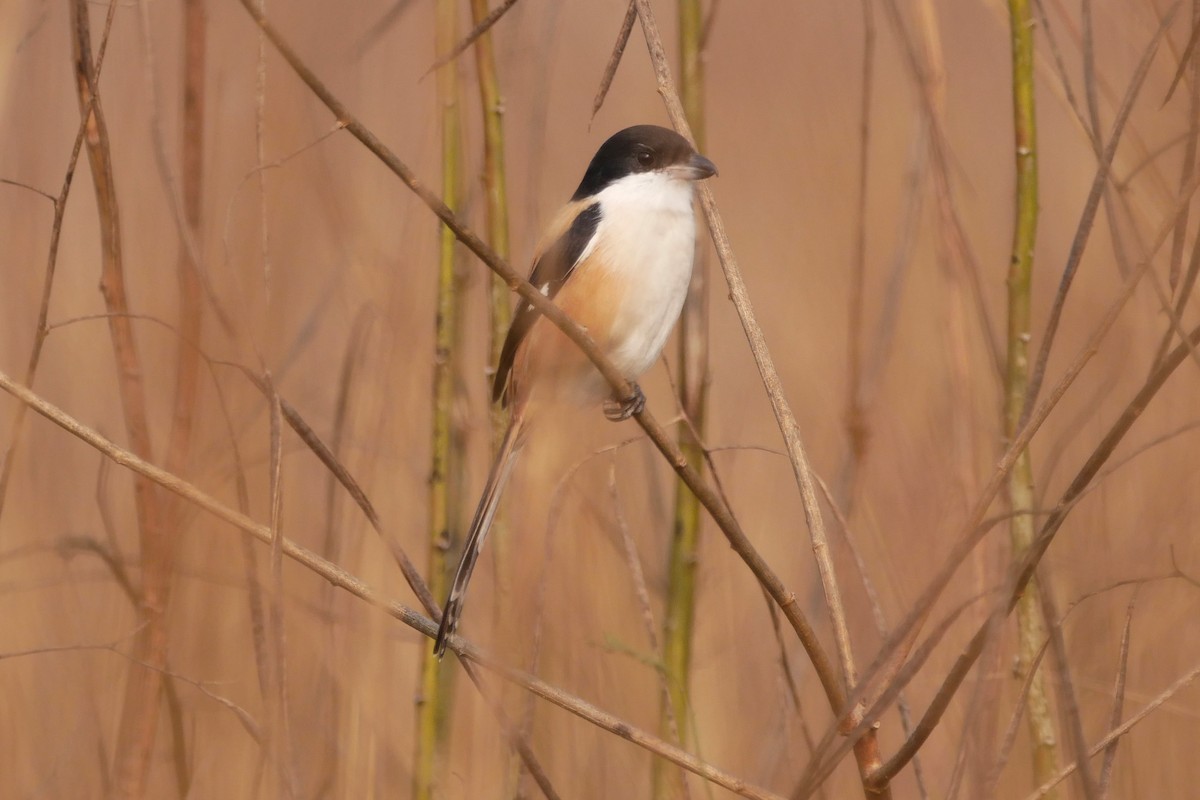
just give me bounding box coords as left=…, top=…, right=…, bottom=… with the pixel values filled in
left=2, top=0, right=1199, bottom=797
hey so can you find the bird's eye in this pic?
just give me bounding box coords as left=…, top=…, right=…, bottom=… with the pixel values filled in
left=636, top=150, right=655, bottom=167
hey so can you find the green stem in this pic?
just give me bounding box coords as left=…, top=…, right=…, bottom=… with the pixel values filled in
left=470, top=0, right=512, bottom=427
left=1005, top=0, right=1059, bottom=794
left=656, top=1, right=707, bottom=797
left=465, top=1, right=520, bottom=794
left=415, top=0, right=463, bottom=796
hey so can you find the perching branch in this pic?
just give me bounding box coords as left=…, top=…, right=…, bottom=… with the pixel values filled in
left=233, top=0, right=840, bottom=722
left=628, top=0, right=880, bottom=792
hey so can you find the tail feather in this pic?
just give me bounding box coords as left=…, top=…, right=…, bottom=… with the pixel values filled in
left=434, top=413, right=526, bottom=658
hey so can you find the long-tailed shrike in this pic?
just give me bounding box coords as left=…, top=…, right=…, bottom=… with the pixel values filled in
left=434, top=124, right=717, bottom=657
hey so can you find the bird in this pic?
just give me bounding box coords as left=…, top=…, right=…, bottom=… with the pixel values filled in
left=434, top=124, right=717, bottom=658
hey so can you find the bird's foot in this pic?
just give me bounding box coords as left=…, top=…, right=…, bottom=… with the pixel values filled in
left=603, top=384, right=645, bottom=422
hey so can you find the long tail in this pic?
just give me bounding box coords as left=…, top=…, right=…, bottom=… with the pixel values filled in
left=434, top=411, right=526, bottom=658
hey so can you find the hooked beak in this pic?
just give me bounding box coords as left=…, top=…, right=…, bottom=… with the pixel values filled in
left=670, top=152, right=718, bottom=181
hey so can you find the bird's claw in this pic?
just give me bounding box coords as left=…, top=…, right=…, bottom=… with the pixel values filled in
left=603, top=384, right=645, bottom=421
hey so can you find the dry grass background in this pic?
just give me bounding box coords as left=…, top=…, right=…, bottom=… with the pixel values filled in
left=2, top=0, right=1200, bottom=798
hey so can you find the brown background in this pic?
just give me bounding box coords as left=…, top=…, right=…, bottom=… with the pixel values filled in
left=2, top=0, right=1198, bottom=797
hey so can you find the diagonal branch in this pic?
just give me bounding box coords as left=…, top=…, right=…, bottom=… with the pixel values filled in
left=0, top=0, right=119, bottom=527
left=232, top=0, right=838, bottom=715
left=426, top=0, right=520, bottom=73
left=592, top=1, right=637, bottom=121
left=0, top=368, right=785, bottom=800
left=1018, top=3, right=1177, bottom=429
left=870, top=316, right=1200, bottom=788
left=628, top=0, right=878, bottom=789
left=1023, top=658, right=1200, bottom=800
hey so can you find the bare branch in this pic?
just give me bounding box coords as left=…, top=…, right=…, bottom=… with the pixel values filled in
left=591, top=2, right=637, bottom=122
left=0, top=368, right=785, bottom=800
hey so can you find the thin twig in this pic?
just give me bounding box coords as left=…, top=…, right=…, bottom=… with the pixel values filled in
left=0, top=0, right=119, bottom=524
left=265, top=386, right=296, bottom=798
left=1036, top=577, right=1098, bottom=799
left=1097, top=592, right=1136, bottom=798
left=835, top=119, right=928, bottom=512
left=1019, top=3, right=1178, bottom=429
left=842, top=0, right=875, bottom=500
left=871, top=318, right=1200, bottom=788
left=791, top=594, right=987, bottom=799
left=591, top=1, right=637, bottom=122
left=812, top=474, right=930, bottom=799
left=609, top=466, right=691, bottom=800
left=0, top=369, right=783, bottom=800
left=631, top=2, right=883, bottom=791
left=1023, top=660, right=1200, bottom=800
left=846, top=244, right=1163, bottom=789
left=982, top=637, right=1053, bottom=796
left=0, top=179, right=55, bottom=202
left=426, top=0, right=520, bottom=73
left=315, top=306, right=374, bottom=796
left=1166, top=2, right=1200, bottom=290
left=882, top=0, right=1005, bottom=380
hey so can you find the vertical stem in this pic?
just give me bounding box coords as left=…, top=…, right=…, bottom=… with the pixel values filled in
left=466, top=3, right=521, bottom=794
left=1004, top=0, right=1059, bottom=794
left=161, top=2, right=207, bottom=793
left=656, top=2, right=706, bottom=798
left=265, top=387, right=297, bottom=797
left=415, top=1, right=462, bottom=797
left=469, top=0, right=517, bottom=726
left=69, top=2, right=168, bottom=797
left=165, top=0, right=205, bottom=488
left=839, top=0, right=874, bottom=515
left=470, top=0, right=513, bottom=441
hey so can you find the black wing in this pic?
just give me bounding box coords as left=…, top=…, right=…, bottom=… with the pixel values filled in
left=493, top=202, right=602, bottom=406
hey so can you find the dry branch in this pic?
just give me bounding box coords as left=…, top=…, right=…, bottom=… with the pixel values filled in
left=807, top=204, right=1165, bottom=789
left=870, top=314, right=1200, bottom=787
left=228, top=374, right=562, bottom=799
left=69, top=2, right=171, bottom=795
left=0, top=369, right=783, bottom=800
left=1019, top=2, right=1177, bottom=428
left=428, top=0, right=520, bottom=72
left=0, top=0, right=118, bottom=526
left=1023, top=658, right=1200, bottom=800
left=1097, top=594, right=1134, bottom=797
left=627, top=1, right=882, bottom=793
left=592, top=2, right=637, bottom=121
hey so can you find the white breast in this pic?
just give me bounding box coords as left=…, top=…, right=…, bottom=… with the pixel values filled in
left=589, top=172, right=697, bottom=378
